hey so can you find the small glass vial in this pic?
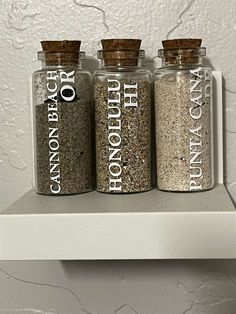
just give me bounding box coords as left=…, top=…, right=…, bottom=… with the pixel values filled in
left=93, top=39, right=152, bottom=193
left=33, top=40, right=92, bottom=195
left=154, top=38, right=214, bottom=192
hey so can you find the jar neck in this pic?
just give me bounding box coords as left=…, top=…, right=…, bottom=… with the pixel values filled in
left=162, top=56, right=203, bottom=67
left=100, top=58, right=142, bottom=70
left=38, top=51, right=85, bottom=69
left=41, top=59, right=83, bottom=69
left=158, top=47, right=206, bottom=67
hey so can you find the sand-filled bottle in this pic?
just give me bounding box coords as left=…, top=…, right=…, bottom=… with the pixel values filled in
left=33, top=40, right=92, bottom=195
left=93, top=39, right=152, bottom=193
left=154, top=38, right=214, bottom=192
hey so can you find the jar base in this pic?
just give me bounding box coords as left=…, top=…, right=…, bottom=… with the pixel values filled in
left=35, top=187, right=93, bottom=196
left=96, top=186, right=153, bottom=194
left=157, top=185, right=215, bottom=193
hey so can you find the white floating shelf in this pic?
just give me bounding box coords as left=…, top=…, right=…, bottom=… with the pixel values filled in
left=1, top=71, right=235, bottom=260
left=0, top=184, right=236, bottom=260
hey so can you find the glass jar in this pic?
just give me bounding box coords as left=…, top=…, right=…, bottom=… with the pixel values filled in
left=93, top=39, right=152, bottom=193
left=154, top=38, right=214, bottom=192
left=33, top=40, right=92, bottom=195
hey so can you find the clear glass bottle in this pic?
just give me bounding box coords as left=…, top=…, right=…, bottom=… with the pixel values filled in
left=93, top=39, right=152, bottom=193
left=33, top=40, right=92, bottom=195
left=154, top=38, right=214, bottom=192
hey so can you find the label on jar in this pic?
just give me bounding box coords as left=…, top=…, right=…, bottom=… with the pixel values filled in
left=46, top=70, right=76, bottom=194
left=107, top=78, right=138, bottom=192
left=189, top=67, right=211, bottom=191
left=95, top=77, right=151, bottom=193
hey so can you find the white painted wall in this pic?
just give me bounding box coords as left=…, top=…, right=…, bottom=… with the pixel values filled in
left=0, top=0, right=236, bottom=313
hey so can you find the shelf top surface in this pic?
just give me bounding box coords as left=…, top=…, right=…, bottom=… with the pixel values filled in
left=3, top=184, right=235, bottom=215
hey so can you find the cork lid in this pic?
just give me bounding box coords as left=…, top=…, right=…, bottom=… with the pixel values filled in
left=159, top=38, right=206, bottom=64
left=101, top=39, right=141, bottom=51
left=162, top=38, right=202, bottom=50
left=41, top=40, right=81, bottom=52
left=99, top=39, right=144, bottom=66
left=39, top=40, right=83, bottom=65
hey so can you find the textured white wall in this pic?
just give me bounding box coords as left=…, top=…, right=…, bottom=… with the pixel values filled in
left=0, top=0, right=236, bottom=313
left=1, top=0, right=236, bottom=208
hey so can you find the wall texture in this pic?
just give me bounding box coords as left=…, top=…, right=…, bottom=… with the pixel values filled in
left=0, top=0, right=236, bottom=313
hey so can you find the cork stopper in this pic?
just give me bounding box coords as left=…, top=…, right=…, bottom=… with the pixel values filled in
left=162, top=38, right=202, bottom=50
left=159, top=38, right=205, bottom=64
left=39, top=40, right=82, bottom=65
left=102, top=39, right=141, bottom=51
left=41, top=40, right=81, bottom=52
left=99, top=39, right=143, bottom=66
